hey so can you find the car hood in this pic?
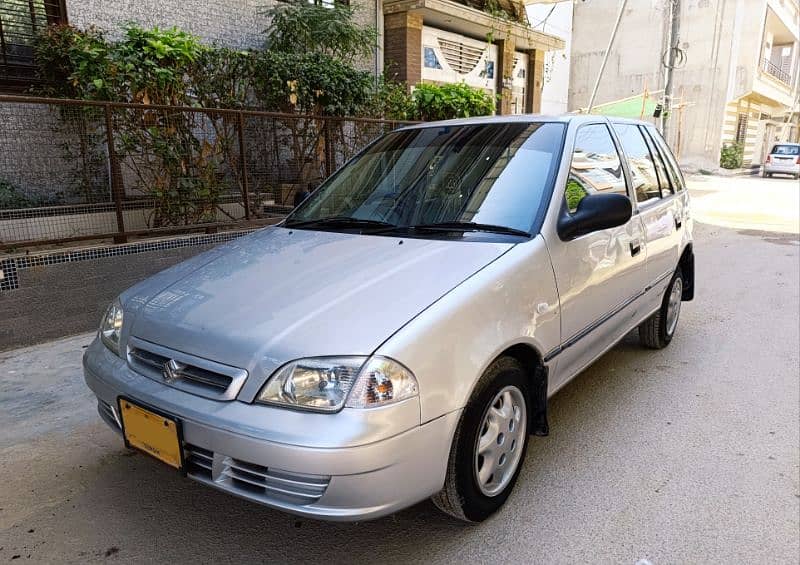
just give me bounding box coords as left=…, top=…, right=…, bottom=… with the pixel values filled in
left=126, top=227, right=512, bottom=390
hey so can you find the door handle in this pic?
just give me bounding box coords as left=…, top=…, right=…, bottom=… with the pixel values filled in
left=630, top=239, right=641, bottom=256
left=675, top=216, right=683, bottom=229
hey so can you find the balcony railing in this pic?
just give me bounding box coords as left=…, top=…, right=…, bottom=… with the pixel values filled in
left=760, top=57, right=792, bottom=85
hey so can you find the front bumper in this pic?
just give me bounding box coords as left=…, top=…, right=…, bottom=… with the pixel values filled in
left=83, top=339, right=460, bottom=521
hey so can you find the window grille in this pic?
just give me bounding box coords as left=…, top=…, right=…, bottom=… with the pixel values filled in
left=0, top=0, right=66, bottom=91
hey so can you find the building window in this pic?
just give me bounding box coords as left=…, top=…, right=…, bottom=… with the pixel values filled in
left=424, top=46, right=442, bottom=70
left=735, top=113, right=748, bottom=145
left=0, top=0, right=66, bottom=91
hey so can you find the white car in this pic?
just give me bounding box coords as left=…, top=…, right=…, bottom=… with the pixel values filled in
left=763, top=143, right=800, bottom=179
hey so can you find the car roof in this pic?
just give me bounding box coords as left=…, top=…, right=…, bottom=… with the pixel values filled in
left=397, top=114, right=656, bottom=130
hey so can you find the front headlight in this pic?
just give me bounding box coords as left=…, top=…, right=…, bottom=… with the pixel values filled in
left=100, top=299, right=124, bottom=355
left=256, top=356, right=418, bottom=413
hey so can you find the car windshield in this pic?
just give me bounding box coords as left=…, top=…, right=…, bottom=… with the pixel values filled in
left=286, top=122, right=566, bottom=236
left=771, top=145, right=800, bottom=156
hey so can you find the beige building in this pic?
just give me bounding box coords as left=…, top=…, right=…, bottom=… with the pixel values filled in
left=569, top=0, right=800, bottom=170
left=382, top=0, right=564, bottom=114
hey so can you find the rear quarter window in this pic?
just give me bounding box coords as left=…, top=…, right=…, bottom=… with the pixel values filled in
left=646, top=127, right=686, bottom=193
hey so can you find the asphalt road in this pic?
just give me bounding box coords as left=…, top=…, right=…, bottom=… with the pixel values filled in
left=1, top=175, right=798, bottom=564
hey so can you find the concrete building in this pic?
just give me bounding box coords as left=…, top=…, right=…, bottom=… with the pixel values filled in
left=569, top=0, right=800, bottom=170
left=381, top=0, right=563, bottom=113
left=527, top=0, right=573, bottom=114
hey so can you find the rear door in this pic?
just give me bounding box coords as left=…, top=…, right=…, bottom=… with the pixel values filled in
left=646, top=126, right=688, bottom=244
left=612, top=123, right=679, bottom=298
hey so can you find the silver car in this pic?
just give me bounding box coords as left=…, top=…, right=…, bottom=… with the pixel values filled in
left=762, top=143, right=800, bottom=179
left=84, top=115, right=694, bottom=523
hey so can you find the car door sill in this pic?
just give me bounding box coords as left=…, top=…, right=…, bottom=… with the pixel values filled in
left=544, top=270, right=672, bottom=362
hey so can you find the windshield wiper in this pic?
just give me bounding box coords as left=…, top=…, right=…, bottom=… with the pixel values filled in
left=284, top=216, right=396, bottom=231
left=406, top=221, right=531, bottom=237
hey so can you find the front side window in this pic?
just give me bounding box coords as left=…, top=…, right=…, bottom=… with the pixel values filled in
left=565, top=124, right=627, bottom=213
left=613, top=124, right=662, bottom=205
left=288, top=123, right=566, bottom=236
left=0, top=0, right=66, bottom=91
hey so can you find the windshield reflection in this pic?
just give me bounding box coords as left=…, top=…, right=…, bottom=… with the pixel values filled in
left=287, top=122, right=566, bottom=235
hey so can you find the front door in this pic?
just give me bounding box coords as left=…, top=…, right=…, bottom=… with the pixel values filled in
left=546, top=122, right=648, bottom=392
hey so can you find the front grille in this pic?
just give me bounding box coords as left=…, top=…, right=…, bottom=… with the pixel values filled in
left=185, top=444, right=214, bottom=479
left=223, top=458, right=330, bottom=506
left=183, top=444, right=330, bottom=506
left=126, top=337, right=247, bottom=401
left=129, top=348, right=232, bottom=391
left=98, top=399, right=121, bottom=431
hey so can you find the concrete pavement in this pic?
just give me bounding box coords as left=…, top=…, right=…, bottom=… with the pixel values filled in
left=1, top=175, right=798, bottom=564
left=687, top=174, right=800, bottom=233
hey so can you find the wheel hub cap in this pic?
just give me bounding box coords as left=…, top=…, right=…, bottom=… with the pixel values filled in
left=474, top=386, right=527, bottom=497
left=666, top=276, right=683, bottom=336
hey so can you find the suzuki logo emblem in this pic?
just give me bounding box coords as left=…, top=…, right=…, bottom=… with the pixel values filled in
left=163, top=359, right=186, bottom=382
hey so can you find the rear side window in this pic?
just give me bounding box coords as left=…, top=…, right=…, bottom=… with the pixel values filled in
left=613, top=124, right=662, bottom=205
left=646, top=128, right=685, bottom=192
left=565, top=124, right=627, bottom=213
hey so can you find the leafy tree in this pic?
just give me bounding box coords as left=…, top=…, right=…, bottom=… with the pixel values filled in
left=0, top=179, right=56, bottom=208
left=191, top=48, right=256, bottom=109
left=109, top=25, right=206, bottom=105
left=411, top=82, right=496, bottom=121
left=720, top=142, right=744, bottom=169
left=34, top=24, right=112, bottom=100
left=263, top=1, right=378, bottom=59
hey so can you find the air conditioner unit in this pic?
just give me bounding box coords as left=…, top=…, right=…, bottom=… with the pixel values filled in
left=421, top=26, right=498, bottom=94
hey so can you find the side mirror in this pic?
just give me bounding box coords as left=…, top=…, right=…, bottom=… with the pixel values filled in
left=557, top=193, right=632, bottom=240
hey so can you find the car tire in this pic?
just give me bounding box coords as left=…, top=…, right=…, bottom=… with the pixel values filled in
left=431, top=357, right=531, bottom=523
left=639, top=267, right=683, bottom=349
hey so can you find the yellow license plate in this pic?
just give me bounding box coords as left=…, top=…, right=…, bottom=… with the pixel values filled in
left=118, top=398, right=183, bottom=470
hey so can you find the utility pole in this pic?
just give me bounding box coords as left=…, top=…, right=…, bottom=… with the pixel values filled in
left=587, top=0, right=628, bottom=113
left=662, top=0, right=681, bottom=142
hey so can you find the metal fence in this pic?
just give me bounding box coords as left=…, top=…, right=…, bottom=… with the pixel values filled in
left=0, top=95, right=415, bottom=250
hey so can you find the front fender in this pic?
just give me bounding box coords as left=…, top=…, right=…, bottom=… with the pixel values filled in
left=374, top=236, right=561, bottom=424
